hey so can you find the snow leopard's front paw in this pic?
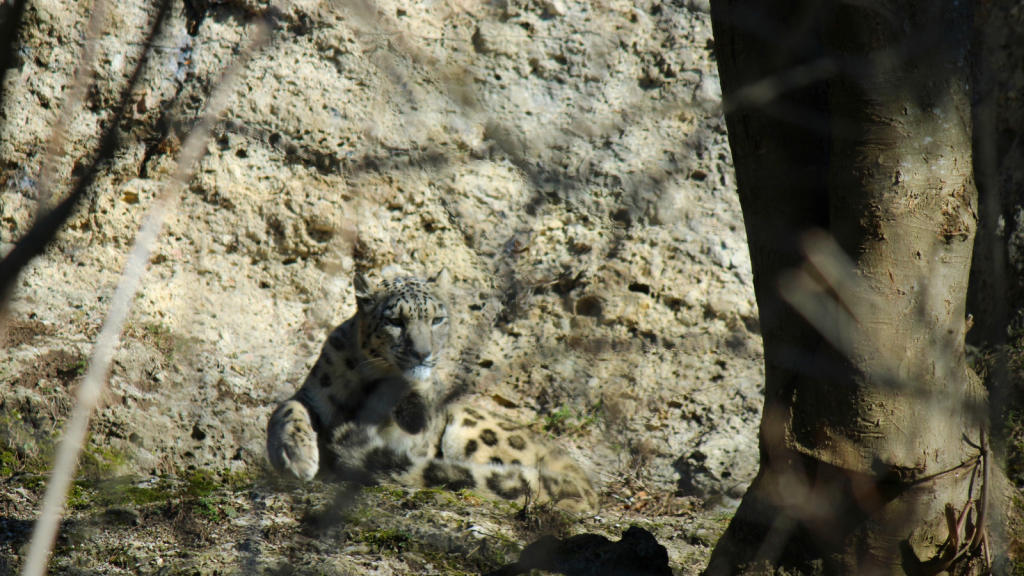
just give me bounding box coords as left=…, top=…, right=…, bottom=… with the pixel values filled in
left=267, top=400, right=319, bottom=481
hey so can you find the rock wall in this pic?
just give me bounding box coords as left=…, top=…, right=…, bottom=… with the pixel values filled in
left=0, top=0, right=761, bottom=524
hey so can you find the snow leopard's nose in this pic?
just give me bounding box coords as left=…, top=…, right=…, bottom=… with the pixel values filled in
left=406, top=332, right=433, bottom=363
left=404, top=322, right=435, bottom=364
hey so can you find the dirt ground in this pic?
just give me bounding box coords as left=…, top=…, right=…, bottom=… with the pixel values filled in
left=2, top=0, right=1023, bottom=574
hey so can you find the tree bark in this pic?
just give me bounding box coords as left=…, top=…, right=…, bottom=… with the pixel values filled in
left=704, top=1, right=1000, bottom=575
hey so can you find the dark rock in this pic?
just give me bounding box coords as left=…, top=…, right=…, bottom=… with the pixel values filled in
left=102, top=506, right=139, bottom=526
left=484, top=525, right=673, bottom=576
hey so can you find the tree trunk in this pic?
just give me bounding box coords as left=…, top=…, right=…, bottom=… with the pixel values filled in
left=704, top=1, right=1001, bottom=575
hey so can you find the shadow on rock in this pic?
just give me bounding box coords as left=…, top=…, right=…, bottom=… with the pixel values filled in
left=483, top=525, right=672, bottom=576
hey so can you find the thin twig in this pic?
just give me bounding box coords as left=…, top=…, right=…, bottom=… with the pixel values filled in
left=969, top=430, right=989, bottom=551
left=18, top=9, right=280, bottom=576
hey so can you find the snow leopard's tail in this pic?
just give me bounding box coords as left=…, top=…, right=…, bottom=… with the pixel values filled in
left=324, top=422, right=599, bottom=515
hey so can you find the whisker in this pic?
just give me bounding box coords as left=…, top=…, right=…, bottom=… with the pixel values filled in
left=357, top=357, right=393, bottom=375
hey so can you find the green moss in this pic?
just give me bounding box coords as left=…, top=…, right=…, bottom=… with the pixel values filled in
left=126, top=485, right=174, bottom=505
left=219, top=467, right=255, bottom=492
left=91, top=477, right=174, bottom=507
left=106, top=547, right=134, bottom=570
left=53, top=468, right=232, bottom=518
left=13, top=474, right=47, bottom=491
left=411, top=487, right=455, bottom=505
left=714, top=512, right=734, bottom=521
left=343, top=506, right=374, bottom=524
left=79, top=443, right=130, bottom=478
left=149, top=470, right=237, bottom=524
left=365, top=485, right=407, bottom=501
left=27, top=475, right=175, bottom=515
left=357, top=528, right=411, bottom=553
left=0, top=411, right=58, bottom=475
left=419, top=551, right=474, bottom=576
left=183, top=469, right=219, bottom=498
left=66, top=480, right=93, bottom=510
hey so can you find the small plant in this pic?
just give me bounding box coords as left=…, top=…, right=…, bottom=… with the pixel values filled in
left=53, top=358, right=88, bottom=381
left=541, top=402, right=602, bottom=437
left=605, top=438, right=663, bottom=514
left=543, top=405, right=574, bottom=435
left=195, top=497, right=222, bottom=522
left=511, top=488, right=574, bottom=540
left=454, top=488, right=485, bottom=507
left=145, top=322, right=175, bottom=351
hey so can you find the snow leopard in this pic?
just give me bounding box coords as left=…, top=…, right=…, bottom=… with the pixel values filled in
left=266, top=269, right=599, bottom=514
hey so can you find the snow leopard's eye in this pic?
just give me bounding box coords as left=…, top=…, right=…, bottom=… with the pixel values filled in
left=387, top=317, right=404, bottom=328
left=432, top=316, right=447, bottom=326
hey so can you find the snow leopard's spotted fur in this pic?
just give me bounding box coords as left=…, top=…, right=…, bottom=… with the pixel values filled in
left=266, top=270, right=599, bottom=514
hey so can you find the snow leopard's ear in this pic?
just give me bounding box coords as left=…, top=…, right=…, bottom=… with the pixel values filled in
left=428, top=267, right=452, bottom=293
left=353, top=272, right=378, bottom=311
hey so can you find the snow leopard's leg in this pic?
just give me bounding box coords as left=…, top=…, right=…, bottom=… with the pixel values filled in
left=321, top=421, right=420, bottom=486
left=267, top=399, right=320, bottom=481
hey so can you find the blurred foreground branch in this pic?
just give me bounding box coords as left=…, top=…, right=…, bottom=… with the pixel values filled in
left=32, top=0, right=111, bottom=217
left=0, top=0, right=147, bottom=313
left=0, top=0, right=29, bottom=115
left=19, top=4, right=284, bottom=575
